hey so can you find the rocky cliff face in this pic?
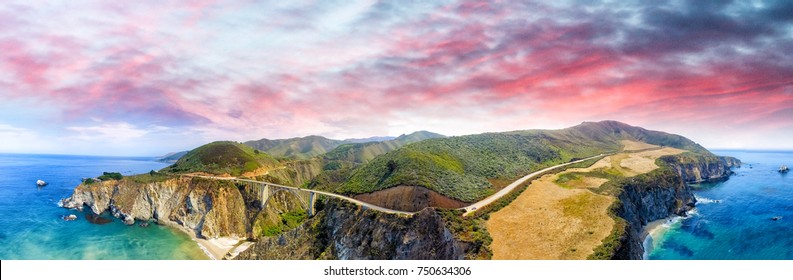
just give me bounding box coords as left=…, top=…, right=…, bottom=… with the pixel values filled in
left=235, top=199, right=468, bottom=260
left=62, top=177, right=250, bottom=239
left=661, top=155, right=741, bottom=183
left=613, top=155, right=740, bottom=259
left=63, top=177, right=469, bottom=260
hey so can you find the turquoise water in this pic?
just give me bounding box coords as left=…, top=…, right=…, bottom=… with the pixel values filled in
left=646, top=150, right=793, bottom=260
left=0, top=153, right=207, bottom=260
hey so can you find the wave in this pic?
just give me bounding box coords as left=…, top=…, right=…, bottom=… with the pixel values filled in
left=695, top=196, right=723, bottom=204
left=644, top=210, right=700, bottom=259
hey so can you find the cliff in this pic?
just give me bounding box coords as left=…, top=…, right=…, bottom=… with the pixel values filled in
left=661, top=154, right=741, bottom=183
left=62, top=177, right=470, bottom=260
left=62, top=177, right=250, bottom=239
left=611, top=154, right=740, bottom=259
left=235, top=199, right=468, bottom=260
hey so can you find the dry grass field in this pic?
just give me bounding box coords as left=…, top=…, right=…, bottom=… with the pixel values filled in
left=487, top=141, right=685, bottom=259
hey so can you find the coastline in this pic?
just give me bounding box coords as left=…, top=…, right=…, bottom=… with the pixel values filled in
left=641, top=213, right=692, bottom=260
left=641, top=218, right=669, bottom=260
left=161, top=221, right=241, bottom=260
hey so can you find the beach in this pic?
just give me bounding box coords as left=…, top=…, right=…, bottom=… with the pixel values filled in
left=162, top=221, right=243, bottom=260
left=641, top=216, right=684, bottom=259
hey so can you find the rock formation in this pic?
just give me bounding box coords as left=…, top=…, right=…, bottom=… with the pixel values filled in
left=612, top=154, right=740, bottom=259
left=234, top=200, right=468, bottom=260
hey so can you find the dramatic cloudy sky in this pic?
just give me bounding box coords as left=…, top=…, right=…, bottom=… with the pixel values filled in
left=1, top=0, right=792, bottom=156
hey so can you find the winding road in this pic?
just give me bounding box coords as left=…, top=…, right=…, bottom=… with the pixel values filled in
left=461, top=154, right=606, bottom=216
left=182, top=153, right=607, bottom=217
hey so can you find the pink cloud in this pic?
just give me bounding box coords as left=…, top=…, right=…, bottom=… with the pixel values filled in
left=1, top=0, right=791, bottom=154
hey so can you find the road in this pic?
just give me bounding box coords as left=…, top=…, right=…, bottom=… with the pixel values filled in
left=181, top=153, right=607, bottom=217
left=461, top=154, right=606, bottom=216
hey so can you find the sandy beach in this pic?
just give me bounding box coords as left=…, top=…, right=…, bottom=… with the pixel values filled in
left=642, top=218, right=669, bottom=240
left=641, top=217, right=678, bottom=259
left=161, top=221, right=242, bottom=260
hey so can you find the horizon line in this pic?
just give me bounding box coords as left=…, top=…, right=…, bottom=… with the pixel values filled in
left=3, top=148, right=793, bottom=159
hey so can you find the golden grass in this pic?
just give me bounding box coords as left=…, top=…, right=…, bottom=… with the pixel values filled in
left=487, top=175, right=615, bottom=259
left=487, top=141, right=687, bottom=259
left=620, top=140, right=658, bottom=151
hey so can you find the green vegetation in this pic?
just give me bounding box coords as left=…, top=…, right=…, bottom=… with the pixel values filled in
left=337, top=130, right=615, bottom=202
left=329, top=121, right=711, bottom=203
left=127, top=171, right=174, bottom=184
left=554, top=173, right=582, bottom=189
left=244, top=135, right=345, bottom=160
left=256, top=210, right=309, bottom=237
left=554, top=168, right=624, bottom=195
left=322, top=161, right=342, bottom=171
left=97, top=172, right=123, bottom=181
left=436, top=209, right=492, bottom=259
left=547, top=120, right=712, bottom=155
left=323, top=131, right=445, bottom=164
left=163, top=141, right=279, bottom=176
left=659, top=151, right=725, bottom=166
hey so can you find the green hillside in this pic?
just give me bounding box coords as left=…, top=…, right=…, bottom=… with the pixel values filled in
left=543, top=121, right=711, bottom=155
left=163, top=141, right=279, bottom=176
left=323, top=131, right=445, bottom=163
left=243, top=135, right=344, bottom=160
left=243, top=131, right=444, bottom=161
left=334, top=121, right=709, bottom=202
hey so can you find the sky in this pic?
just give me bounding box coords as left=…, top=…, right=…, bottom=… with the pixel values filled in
left=1, top=0, right=792, bottom=156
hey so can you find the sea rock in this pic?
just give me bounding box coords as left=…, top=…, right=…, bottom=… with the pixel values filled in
left=36, top=180, right=47, bottom=186
left=62, top=214, right=77, bottom=221
left=85, top=212, right=112, bottom=224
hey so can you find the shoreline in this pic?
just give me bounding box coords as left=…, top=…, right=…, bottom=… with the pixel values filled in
left=161, top=221, right=241, bottom=260
left=641, top=215, right=686, bottom=259
left=641, top=218, right=668, bottom=260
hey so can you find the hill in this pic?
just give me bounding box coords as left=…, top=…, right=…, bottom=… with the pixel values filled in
left=163, top=141, right=279, bottom=176
left=155, top=150, right=188, bottom=163
left=343, top=136, right=396, bottom=143
left=333, top=121, right=710, bottom=202
left=323, top=131, right=445, bottom=163
left=243, top=135, right=344, bottom=160
left=542, top=121, right=711, bottom=155
left=244, top=131, right=444, bottom=160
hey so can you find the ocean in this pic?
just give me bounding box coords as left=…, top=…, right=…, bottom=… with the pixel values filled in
left=645, top=150, right=793, bottom=260
left=0, top=153, right=207, bottom=260
left=2, top=151, right=789, bottom=260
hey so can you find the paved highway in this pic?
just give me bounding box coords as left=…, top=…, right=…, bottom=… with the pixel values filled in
left=461, top=154, right=607, bottom=216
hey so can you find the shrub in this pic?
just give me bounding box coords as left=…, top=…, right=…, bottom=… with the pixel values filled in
left=97, top=172, right=123, bottom=181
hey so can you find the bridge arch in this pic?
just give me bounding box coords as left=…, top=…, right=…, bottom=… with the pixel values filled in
left=236, top=180, right=317, bottom=216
